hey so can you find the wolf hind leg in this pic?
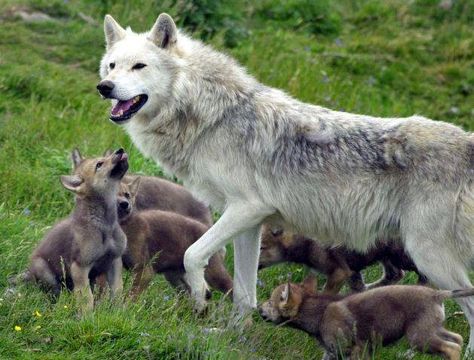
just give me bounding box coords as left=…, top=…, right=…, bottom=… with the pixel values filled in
left=405, top=236, right=473, bottom=354
left=29, top=257, right=61, bottom=296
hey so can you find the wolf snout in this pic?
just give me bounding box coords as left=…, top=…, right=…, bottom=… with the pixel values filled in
left=97, top=80, right=115, bottom=98
left=119, top=200, right=130, bottom=210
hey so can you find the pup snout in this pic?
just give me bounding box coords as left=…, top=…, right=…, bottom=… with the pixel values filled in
left=97, top=80, right=115, bottom=98
left=114, top=148, right=124, bottom=155
left=119, top=200, right=130, bottom=210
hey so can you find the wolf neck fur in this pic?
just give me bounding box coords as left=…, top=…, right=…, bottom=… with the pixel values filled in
left=73, top=192, right=118, bottom=226
left=291, top=295, right=343, bottom=336
left=129, top=36, right=258, bottom=177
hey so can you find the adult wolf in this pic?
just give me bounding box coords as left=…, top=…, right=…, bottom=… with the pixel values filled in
left=97, top=13, right=474, bottom=351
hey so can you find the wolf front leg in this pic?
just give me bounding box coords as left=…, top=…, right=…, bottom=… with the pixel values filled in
left=71, top=262, right=93, bottom=313
left=233, top=226, right=261, bottom=313
left=184, top=201, right=274, bottom=312
left=106, top=257, right=123, bottom=298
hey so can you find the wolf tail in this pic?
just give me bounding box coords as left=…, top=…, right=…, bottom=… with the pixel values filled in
left=437, top=288, right=474, bottom=301
left=7, top=269, right=34, bottom=286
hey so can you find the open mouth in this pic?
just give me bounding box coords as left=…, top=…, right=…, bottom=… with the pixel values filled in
left=110, top=94, right=148, bottom=123
left=110, top=151, right=129, bottom=179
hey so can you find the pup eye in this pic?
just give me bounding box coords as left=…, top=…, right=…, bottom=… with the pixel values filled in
left=124, top=192, right=131, bottom=199
left=109, top=62, right=115, bottom=69
left=132, top=63, right=147, bottom=70
left=96, top=161, right=104, bottom=170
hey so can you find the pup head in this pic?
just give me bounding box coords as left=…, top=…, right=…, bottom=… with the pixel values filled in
left=259, top=223, right=296, bottom=269
left=61, top=148, right=129, bottom=197
left=117, top=177, right=140, bottom=222
left=259, top=276, right=317, bottom=323
left=97, top=13, right=181, bottom=125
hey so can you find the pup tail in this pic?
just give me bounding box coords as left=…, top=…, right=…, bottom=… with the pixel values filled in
left=7, top=269, right=34, bottom=286
left=437, top=288, right=474, bottom=301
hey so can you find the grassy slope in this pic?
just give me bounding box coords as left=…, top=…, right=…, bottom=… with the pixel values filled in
left=0, top=0, right=473, bottom=358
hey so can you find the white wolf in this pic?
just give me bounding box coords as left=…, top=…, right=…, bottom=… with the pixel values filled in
left=98, top=13, right=474, bottom=352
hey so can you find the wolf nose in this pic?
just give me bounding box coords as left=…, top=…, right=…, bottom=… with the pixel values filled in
left=114, top=148, right=124, bottom=155
left=96, top=80, right=115, bottom=97
left=119, top=201, right=129, bottom=210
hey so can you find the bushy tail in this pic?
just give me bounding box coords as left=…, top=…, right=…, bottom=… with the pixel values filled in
left=437, top=288, right=474, bottom=301
left=7, top=269, right=33, bottom=286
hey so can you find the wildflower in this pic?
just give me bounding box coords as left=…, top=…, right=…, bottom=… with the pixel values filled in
left=34, top=310, right=42, bottom=317
left=63, top=305, right=68, bottom=309
left=14, top=325, right=22, bottom=332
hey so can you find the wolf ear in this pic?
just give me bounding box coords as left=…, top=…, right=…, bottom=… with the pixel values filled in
left=281, top=282, right=291, bottom=304
left=103, top=149, right=113, bottom=157
left=71, top=148, right=83, bottom=170
left=104, top=15, right=126, bottom=49
left=302, top=274, right=318, bottom=294
left=128, top=177, right=141, bottom=196
left=149, top=13, right=177, bottom=49
left=60, top=175, right=83, bottom=193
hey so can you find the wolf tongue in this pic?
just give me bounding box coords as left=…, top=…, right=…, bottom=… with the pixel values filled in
left=111, top=99, right=134, bottom=115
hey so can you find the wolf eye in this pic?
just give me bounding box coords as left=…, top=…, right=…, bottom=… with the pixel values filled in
left=124, top=192, right=131, bottom=199
left=109, top=62, right=115, bottom=69
left=96, top=161, right=104, bottom=170
left=132, top=63, right=147, bottom=70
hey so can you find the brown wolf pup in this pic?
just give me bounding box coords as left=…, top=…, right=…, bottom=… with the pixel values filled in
left=117, top=179, right=232, bottom=297
left=24, top=149, right=129, bottom=311
left=259, top=276, right=469, bottom=360
left=71, top=149, right=213, bottom=227
left=259, top=224, right=426, bottom=293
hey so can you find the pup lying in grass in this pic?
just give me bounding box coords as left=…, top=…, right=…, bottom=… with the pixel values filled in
left=116, top=179, right=232, bottom=297
left=24, top=149, right=129, bottom=311
left=259, top=224, right=426, bottom=293
left=260, top=276, right=469, bottom=360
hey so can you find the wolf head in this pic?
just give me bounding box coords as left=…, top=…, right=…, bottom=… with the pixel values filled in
left=259, top=276, right=317, bottom=323
left=258, top=223, right=295, bottom=269
left=61, top=148, right=129, bottom=197
left=97, top=13, right=181, bottom=125
left=116, top=177, right=140, bottom=222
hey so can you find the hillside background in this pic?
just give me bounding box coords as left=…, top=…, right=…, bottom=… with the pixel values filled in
left=0, top=0, right=473, bottom=358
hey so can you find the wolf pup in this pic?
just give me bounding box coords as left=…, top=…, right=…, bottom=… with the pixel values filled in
left=25, top=149, right=128, bottom=311
left=99, top=14, right=474, bottom=351
left=260, top=276, right=470, bottom=360
left=73, top=149, right=213, bottom=227
left=259, top=224, right=427, bottom=293
left=116, top=179, right=232, bottom=297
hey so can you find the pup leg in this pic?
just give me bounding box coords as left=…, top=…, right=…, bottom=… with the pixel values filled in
left=183, top=201, right=273, bottom=312
left=347, top=272, right=366, bottom=293
left=438, top=328, right=463, bottom=346
left=204, top=253, right=233, bottom=299
left=164, top=271, right=188, bottom=291
left=106, top=257, right=123, bottom=298
left=131, top=264, right=154, bottom=295
left=324, top=267, right=352, bottom=294
left=233, top=225, right=261, bottom=313
left=71, top=262, right=93, bottom=312
left=29, top=257, right=61, bottom=296
left=366, top=260, right=404, bottom=290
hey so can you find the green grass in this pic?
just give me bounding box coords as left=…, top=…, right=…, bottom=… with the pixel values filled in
left=1, top=0, right=473, bottom=358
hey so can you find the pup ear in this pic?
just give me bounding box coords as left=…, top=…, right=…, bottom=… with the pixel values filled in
left=148, top=13, right=177, bottom=49
left=281, top=282, right=291, bottom=304
left=60, top=175, right=83, bottom=193
left=104, top=14, right=126, bottom=49
left=128, top=177, right=141, bottom=196
left=102, top=149, right=113, bottom=157
left=302, top=274, right=318, bottom=294
left=71, top=148, right=83, bottom=170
